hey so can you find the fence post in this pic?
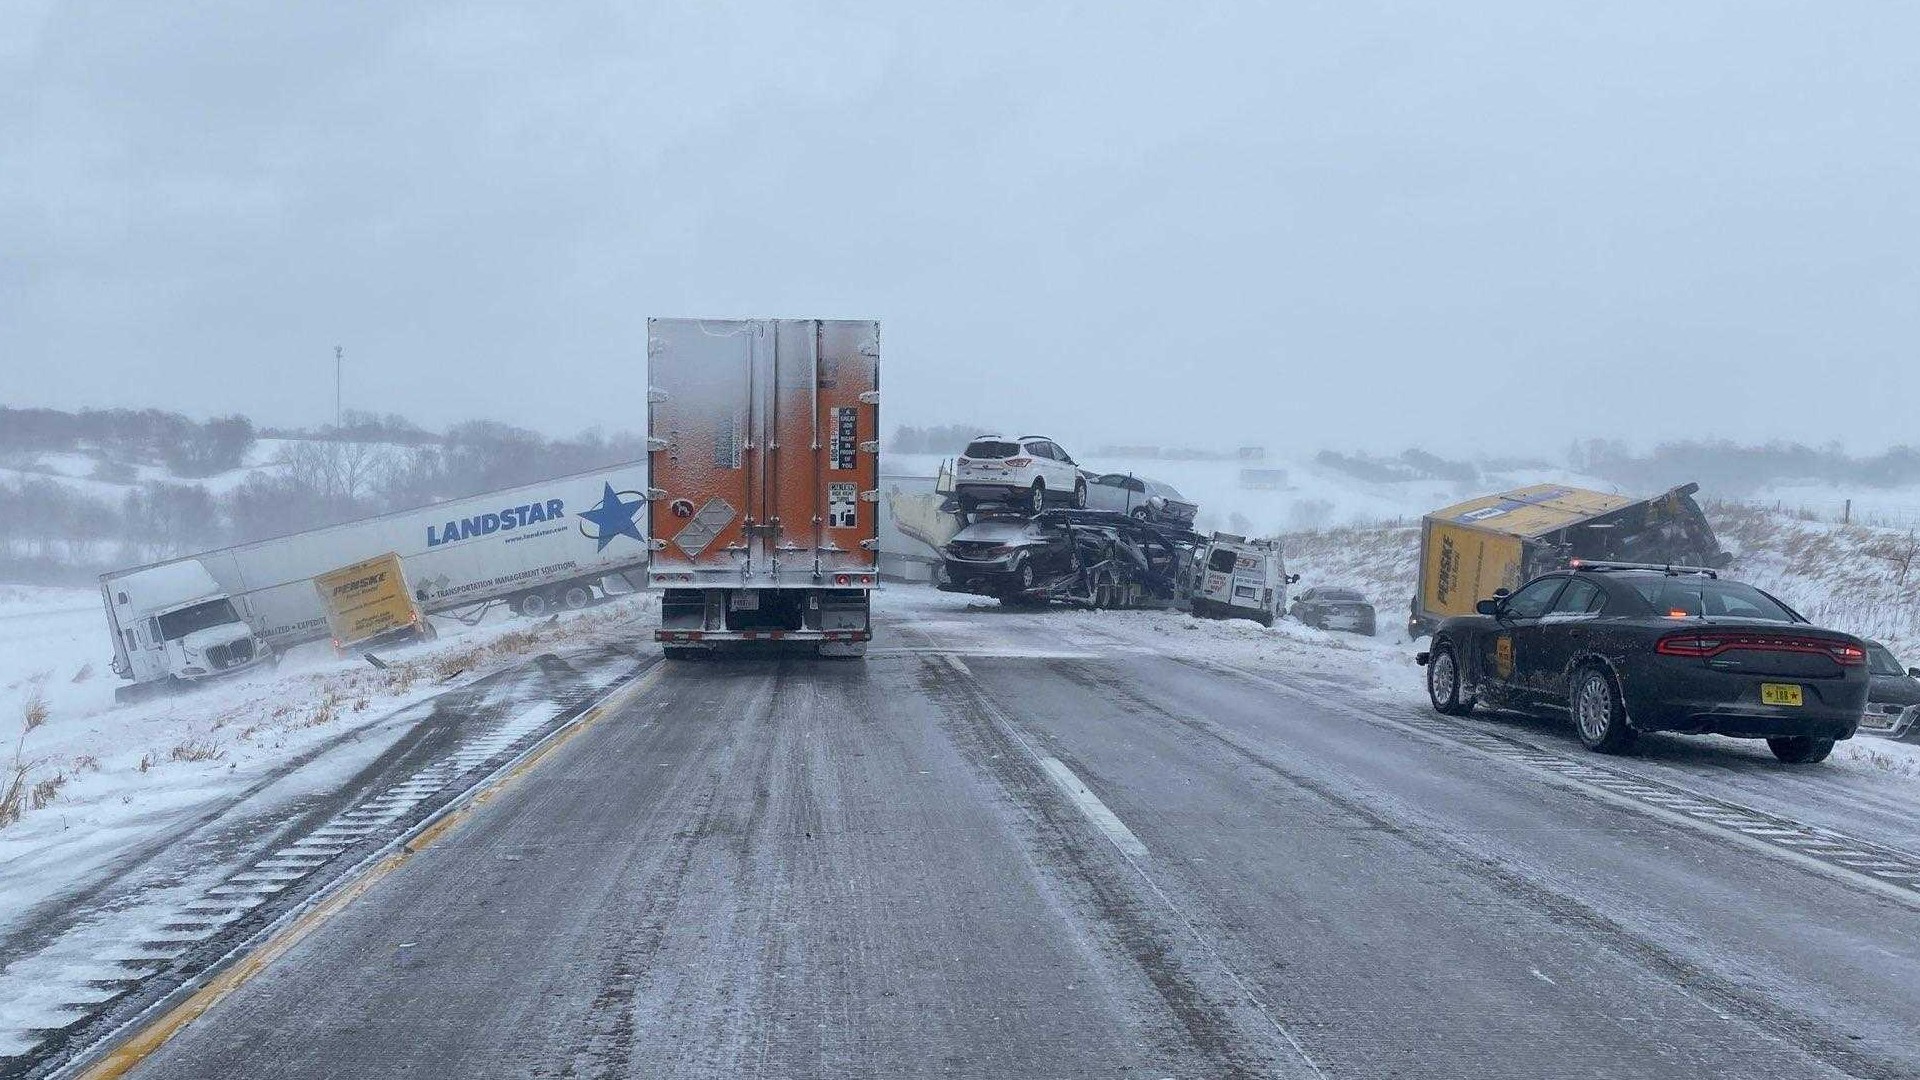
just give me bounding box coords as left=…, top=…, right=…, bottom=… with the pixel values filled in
left=1844, top=499, right=1851, bottom=525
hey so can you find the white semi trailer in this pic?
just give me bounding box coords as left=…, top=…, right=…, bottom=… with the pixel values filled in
left=101, top=462, right=652, bottom=700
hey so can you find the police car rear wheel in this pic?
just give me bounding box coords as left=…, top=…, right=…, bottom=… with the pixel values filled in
left=1573, top=666, right=1636, bottom=754
left=1767, top=736, right=1834, bottom=764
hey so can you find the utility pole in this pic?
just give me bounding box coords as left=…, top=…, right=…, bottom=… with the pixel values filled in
left=334, top=345, right=343, bottom=431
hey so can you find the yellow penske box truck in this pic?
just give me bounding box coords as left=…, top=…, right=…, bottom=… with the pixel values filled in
left=314, top=552, right=429, bottom=652
left=1407, top=482, right=1726, bottom=639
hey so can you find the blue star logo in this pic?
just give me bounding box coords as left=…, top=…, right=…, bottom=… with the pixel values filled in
left=577, top=483, right=646, bottom=551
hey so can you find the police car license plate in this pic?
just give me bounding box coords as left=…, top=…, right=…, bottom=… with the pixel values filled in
left=1761, top=683, right=1803, bottom=707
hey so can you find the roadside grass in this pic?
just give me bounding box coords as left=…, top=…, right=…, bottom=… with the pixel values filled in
left=2, top=682, right=51, bottom=827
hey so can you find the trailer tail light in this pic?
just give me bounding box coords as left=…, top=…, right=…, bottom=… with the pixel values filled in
left=831, top=574, right=875, bottom=586
left=1656, top=632, right=1866, bottom=665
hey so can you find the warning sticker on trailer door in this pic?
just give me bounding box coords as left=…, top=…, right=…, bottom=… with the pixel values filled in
left=828, top=482, right=857, bottom=528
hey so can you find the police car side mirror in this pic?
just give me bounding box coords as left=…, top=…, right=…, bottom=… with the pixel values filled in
left=1909, top=667, right=1920, bottom=679
left=1475, top=598, right=1502, bottom=616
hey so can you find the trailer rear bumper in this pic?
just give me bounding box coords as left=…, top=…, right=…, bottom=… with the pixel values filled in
left=655, top=628, right=871, bottom=643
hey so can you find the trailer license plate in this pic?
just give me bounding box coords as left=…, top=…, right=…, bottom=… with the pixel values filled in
left=730, top=593, right=759, bottom=612
left=1761, top=683, right=1803, bottom=706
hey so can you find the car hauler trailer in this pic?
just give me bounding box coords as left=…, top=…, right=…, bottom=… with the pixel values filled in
left=1407, top=481, right=1727, bottom=639
left=647, top=318, right=880, bottom=657
left=101, top=462, right=652, bottom=700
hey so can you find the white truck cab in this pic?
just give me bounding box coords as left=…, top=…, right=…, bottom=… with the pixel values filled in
left=103, top=561, right=269, bottom=700
left=1191, top=532, right=1296, bottom=627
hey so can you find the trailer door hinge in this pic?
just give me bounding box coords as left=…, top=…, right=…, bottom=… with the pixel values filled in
left=646, top=437, right=669, bottom=452
left=647, top=539, right=668, bottom=551
left=646, top=386, right=669, bottom=403
left=858, top=440, right=879, bottom=454
left=859, top=538, right=879, bottom=551
left=858, top=391, right=880, bottom=405
left=646, top=487, right=668, bottom=500
left=859, top=490, right=880, bottom=502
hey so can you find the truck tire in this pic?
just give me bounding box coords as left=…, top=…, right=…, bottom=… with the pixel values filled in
left=561, top=584, right=593, bottom=610
left=1130, top=506, right=1150, bottom=521
left=516, top=591, right=550, bottom=617
left=1768, top=736, right=1834, bottom=764
left=1027, top=481, right=1046, bottom=514
left=1073, top=480, right=1087, bottom=508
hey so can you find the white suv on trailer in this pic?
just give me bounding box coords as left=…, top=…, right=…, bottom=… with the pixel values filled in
left=954, top=435, right=1087, bottom=514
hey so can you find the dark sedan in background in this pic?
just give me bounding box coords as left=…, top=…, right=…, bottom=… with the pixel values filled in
left=1289, top=587, right=1377, bottom=636
left=1416, top=563, right=1868, bottom=762
left=1862, top=639, right=1920, bottom=739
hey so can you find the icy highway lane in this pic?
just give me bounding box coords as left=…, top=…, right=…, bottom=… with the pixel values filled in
left=113, top=589, right=1920, bottom=1080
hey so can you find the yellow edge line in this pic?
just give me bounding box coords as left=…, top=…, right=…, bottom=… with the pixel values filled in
left=77, top=663, right=664, bottom=1080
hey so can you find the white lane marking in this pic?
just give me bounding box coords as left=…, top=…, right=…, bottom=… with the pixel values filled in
left=943, top=654, right=972, bottom=677
left=1039, top=757, right=1149, bottom=859
left=928, top=651, right=1329, bottom=1079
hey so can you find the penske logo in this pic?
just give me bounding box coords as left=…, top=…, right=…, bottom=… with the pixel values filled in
left=330, top=571, right=387, bottom=597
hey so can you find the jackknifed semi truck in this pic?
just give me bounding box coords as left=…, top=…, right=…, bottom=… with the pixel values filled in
left=647, top=317, right=880, bottom=657
left=100, top=462, right=652, bottom=699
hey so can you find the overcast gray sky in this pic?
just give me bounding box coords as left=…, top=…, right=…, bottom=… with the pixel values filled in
left=3, top=1, right=1915, bottom=457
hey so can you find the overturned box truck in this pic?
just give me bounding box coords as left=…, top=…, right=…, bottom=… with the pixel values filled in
left=101, top=463, right=652, bottom=700
left=1407, top=481, right=1728, bottom=639
left=647, top=318, right=880, bottom=657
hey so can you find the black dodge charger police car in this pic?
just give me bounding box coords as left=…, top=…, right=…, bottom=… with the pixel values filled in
left=1416, top=563, right=1868, bottom=763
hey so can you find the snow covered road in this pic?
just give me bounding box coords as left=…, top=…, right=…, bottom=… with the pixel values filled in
left=19, top=585, right=1913, bottom=1080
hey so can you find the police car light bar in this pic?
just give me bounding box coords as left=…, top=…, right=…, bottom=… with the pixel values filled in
left=1567, top=559, right=1718, bottom=578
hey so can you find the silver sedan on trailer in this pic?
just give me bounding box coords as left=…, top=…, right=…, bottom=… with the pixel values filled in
left=1080, top=472, right=1198, bottom=526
